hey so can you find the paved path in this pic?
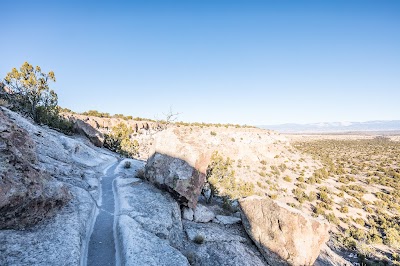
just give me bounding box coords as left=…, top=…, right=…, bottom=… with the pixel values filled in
left=87, top=161, right=119, bottom=266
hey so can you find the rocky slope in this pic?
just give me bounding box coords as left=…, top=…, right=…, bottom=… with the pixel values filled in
left=144, top=126, right=320, bottom=205
left=63, top=113, right=159, bottom=134
left=0, top=109, right=70, bottom=229
left=114, top=159, right=268, bottom=266
left=0, top=107, right=116, bottom=265
left=1, top=109, right=354, bottom=265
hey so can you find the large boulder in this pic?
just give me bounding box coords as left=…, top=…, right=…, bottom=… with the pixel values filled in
left=144, top=152, right=206, bottom=208
left=73, top=119, right=104, bottom=147
left=115, top=165, right=267, bottom=266
left=0, top=108, right=71, bottom=229
left=239, top=196, right=330, bottom=266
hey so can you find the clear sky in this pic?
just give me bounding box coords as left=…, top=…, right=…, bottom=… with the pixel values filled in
left=1, top=0, right=399, bottom=125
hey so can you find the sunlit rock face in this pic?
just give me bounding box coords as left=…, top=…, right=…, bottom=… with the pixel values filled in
left=239, top=196, right=330, bottom=266
left=72, top=119, right=104, bottom=147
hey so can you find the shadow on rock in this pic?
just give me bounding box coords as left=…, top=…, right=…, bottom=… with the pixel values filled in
left=144, top=152, right=207, bottom=208
left=0, top=108, right=71, bottom=230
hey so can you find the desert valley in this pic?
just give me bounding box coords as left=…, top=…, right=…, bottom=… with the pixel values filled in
left=1, top=1, right=399, bottom=265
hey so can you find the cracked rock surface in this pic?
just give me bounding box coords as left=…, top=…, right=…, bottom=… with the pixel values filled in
left=115, top=161, right=267, bottom=266
left=0, top=107, right=116, bottom=265
left=239, top=195, right=331, bottom=266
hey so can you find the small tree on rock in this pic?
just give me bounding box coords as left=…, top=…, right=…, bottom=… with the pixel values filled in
left=3, top=62, right=73, bottom=134
left=4, top=62, right=57, bottom=121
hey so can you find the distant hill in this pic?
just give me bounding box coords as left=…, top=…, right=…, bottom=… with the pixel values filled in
left=260, top=120, right=400, bottom=133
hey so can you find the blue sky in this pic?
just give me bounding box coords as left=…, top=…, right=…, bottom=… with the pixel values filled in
left=1, top=0, right=399, bottom=125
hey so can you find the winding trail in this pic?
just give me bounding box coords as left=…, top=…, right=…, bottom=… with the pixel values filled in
left=87, top=161, right=120, bottom=266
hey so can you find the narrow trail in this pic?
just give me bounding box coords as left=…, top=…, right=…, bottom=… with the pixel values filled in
left=87, top=161, right=120, bottom=266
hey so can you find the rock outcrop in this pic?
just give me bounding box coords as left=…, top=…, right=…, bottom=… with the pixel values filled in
left=115, top=162, right=267, bottom=266
left=144, top=152, right=206, bottom=208
left=114, top=170, right=189, bottom=266
left=1, top=106, right=350, bottom=265
left=72, top=119, right=104, bottom=147
left=62, top=113, right=160, bottom=133
left=239, top=196, right=330, bottom=266
left=0, top=108, right=71, bottom=229
left=117, top=215, right=189, bottom=266
left=0, top=107, right=116, bottom=265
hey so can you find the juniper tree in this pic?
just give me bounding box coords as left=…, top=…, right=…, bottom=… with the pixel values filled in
left=4, top=62, right=57, bottom=121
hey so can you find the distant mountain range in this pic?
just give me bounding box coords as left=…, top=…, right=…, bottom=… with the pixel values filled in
left=260, top=120, right=400, bottom=133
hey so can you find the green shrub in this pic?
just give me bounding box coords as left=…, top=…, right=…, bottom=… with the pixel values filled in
left=124, top=161, right=131, bottom=169
left=270, top=165, right=280, bottom=176
left=81, top=110, right=111, bottom=118
left=4, top=62, right=57, bottom=122
left=338, top=175, right=350, bottom=184
left=345, top=226, right=368, bottom=242
left=306, top=176, right=316, bottom=185
left=308, top=191, right=317, bottom=202
left=278, top=163, right=287, bottom=172
left=297, top=183, right=307, bottom=189
left=292, top=188, right=307, bottom=203
left=318, top=191, right=333, bottom=205
left=2, top=63, right=75, bottom=134
left=206, top=151, right=254, bottom=200
left=237, top=181, right=255, bottom=198
left=104, top=123, right=139, bottom=157
left=354, top=218, right=365, bottom=226
left=383, top=227, right=400, bottom=248
left=37, top=107, right=74, bottom=135
left=313, top=205, right=325, bottom=216
left=270, top=194, right=278, bottom=200
left=325, top=212, right=340, bottom=225
left=258, top=171, right=266, bottom=177
left=368, top=227, right=383, bottom=244
left=283, top=175, right=292, bottom=182
left=340, top=206, right=349, bottom=213
left=193, top=235, right=205, bottom=244
left=317, top=201, right=333, bottom=210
